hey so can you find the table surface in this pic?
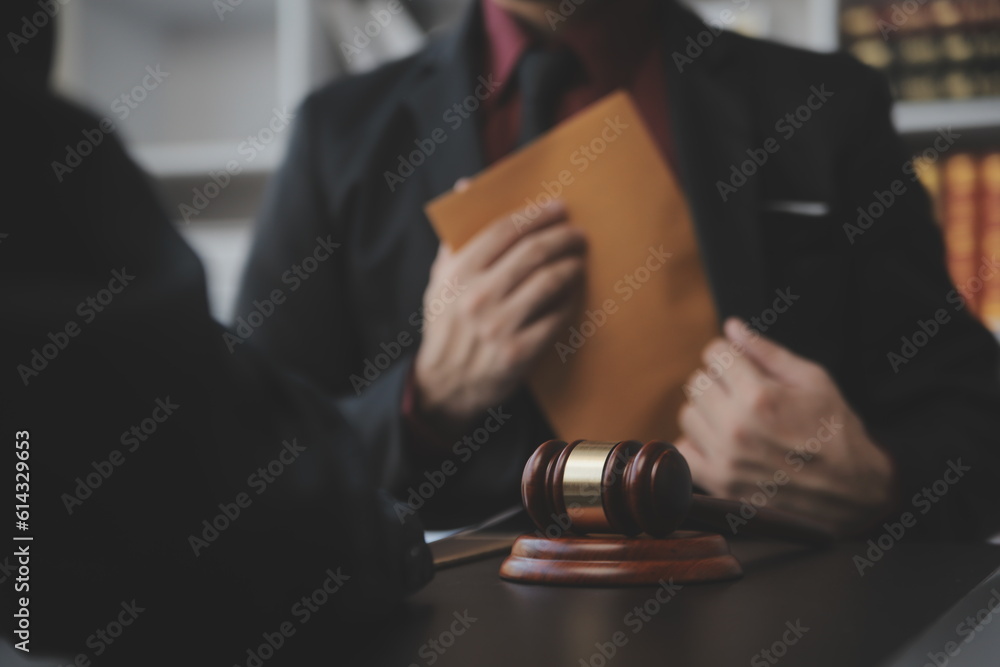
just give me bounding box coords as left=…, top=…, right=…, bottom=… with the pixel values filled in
left=358, top=537, right=1000, bottom=667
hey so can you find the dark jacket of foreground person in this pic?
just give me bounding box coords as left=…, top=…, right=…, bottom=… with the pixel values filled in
left=0, top=51, right=431, bottom=667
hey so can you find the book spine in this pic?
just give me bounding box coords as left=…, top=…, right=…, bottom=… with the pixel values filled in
left=943, top=153, right=980, bottom=312
left=914, top=156, right=943, bottom=225
left=840, top=0, right=1000, bottom=101
left=979, top=153, right=1000, bottom=332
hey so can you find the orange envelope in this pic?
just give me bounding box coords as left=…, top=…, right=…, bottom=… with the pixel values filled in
left=424, top=91, right=717, bottom=443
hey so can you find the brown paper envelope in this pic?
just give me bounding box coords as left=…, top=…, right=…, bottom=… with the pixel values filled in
left=424, top=90, right=712, bottom=443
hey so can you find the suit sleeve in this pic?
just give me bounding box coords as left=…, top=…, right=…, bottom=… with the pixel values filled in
left=1, top=76, right=432, bottom=661
left=234, top=93, right=417, bottom=491
left=234, top=92, right=558, bottom=528
left=837, top=65, right=1000, bottom=541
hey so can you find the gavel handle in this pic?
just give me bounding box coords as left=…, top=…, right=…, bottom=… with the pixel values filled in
left=686, top=494, right=835, bottom=546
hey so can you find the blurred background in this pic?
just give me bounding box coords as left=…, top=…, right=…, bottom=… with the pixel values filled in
left=50, top=0, right=1000, bottom=334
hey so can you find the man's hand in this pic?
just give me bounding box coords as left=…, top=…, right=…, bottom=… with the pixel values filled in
left=676, top=318, right=897, bottom=537
left=413, top=199, right=586, bottom=437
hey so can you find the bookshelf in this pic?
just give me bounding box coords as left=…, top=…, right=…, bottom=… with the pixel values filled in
left=836, top=0, right=1000, bottom=335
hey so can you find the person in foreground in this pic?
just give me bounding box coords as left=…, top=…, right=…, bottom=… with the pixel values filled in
left=237, top=0, right=1000, bottom=540
left=0, top=6, right=430, bottom=664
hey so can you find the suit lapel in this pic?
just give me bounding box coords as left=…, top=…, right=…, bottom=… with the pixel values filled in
left=403, top=4, right=487, bottom=202
left=403, top=2, right=767, bottom=320
left=662, top=5, right=768, bottom=322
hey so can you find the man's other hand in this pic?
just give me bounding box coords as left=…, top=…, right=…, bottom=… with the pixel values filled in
left=677, top=318, right=897, bottom=537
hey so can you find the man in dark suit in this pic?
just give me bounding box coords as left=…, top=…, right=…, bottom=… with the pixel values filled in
left=237, top=0, right=1000, bottom=540
left=1, top=4, right=430, bottom=663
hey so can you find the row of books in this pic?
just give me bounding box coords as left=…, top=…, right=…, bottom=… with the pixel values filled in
left=916, top=152, right=1000, bottom=332
left=840, top=0, right=1000, bottom=101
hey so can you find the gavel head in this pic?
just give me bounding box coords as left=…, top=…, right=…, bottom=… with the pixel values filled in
left=521, top=439, right=693, bottom=538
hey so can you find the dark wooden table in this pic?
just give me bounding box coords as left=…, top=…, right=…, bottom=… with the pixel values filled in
left=357, top=538, right=1000, bottom=667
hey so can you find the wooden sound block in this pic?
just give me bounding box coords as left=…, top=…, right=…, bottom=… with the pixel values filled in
left=499, top=530, right=743, bottom=586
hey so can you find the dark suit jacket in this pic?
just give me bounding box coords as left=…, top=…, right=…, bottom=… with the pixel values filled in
left=237, top=1, right=1000, bottom=539
left=1, top=67, right=430, bottom=664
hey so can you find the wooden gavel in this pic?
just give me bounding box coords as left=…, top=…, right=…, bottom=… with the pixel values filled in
left=522, top=439, right=834, bottom=545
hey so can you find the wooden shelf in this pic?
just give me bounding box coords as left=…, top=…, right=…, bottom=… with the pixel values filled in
left=130, top=140, right=286, bottom=179
left=893, top=97, right=1000, bottom=135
